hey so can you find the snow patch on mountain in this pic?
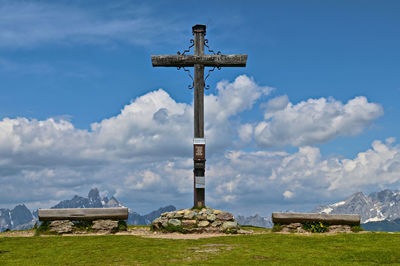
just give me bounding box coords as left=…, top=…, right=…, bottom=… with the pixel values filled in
left=320, top=207, right=333, bottom=214
left=364, top=216, right=386, bottom=223
left=332, top=201, right=346, bottom=207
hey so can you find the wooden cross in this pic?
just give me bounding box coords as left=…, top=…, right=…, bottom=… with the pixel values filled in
left=151, top=24, right=247, bottom=208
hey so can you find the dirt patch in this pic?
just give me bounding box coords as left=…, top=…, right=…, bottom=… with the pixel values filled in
left=188, top=243, right=236, bottom=254
left=124, top=227, right=243, bottom=239
left=0, top=227, right=257, bottom=239
left=253, top=255, right=274, bottom=260
left=202, top=244, right=231, bottom=247
left=194, top=248, right=219, bottom=253
left=0, top=230, right=35, bottom=237
left=143, top=232, right=229, bottom=239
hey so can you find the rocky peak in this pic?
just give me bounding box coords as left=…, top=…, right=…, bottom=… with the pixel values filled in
left=0, top=209, right=12, bottom=231
left=105, top=196, right=122, bottom=208
left=11, top=204, right=33, bottom=226
left=52, top=188, right=103, bottom=209
left=370, top=189, right=400, bottom=202
left=102, top=197, right=109, bottom=205
left=0, top=204, right=35, bottom=231
left=88, top=188, right=102, bottom=207
left=348, top=192, right=369, bottom=204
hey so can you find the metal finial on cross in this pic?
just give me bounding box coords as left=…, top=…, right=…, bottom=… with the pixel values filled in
left=151, top=24, right=247, bottom=208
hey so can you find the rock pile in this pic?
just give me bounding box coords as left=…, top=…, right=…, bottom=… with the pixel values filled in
left=277, top=223, right=354, bottom=233
left=92, top=219, right=119, bottom=233
left=45, top=219, right=124, bottom=234
left=49, top=220, right=74, bottom=234
left=151, top=207, right=241, bottom=233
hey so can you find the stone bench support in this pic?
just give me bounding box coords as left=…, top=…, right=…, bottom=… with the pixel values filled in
left=38, top=207, right=129, bottom=221
left=272, top=212, right=360, bottom=225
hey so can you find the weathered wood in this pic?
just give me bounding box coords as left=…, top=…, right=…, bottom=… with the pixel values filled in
left=193, top=24, right=205, bottom=208
left=151, top=54, right=247, bottom=67
left=38, top=207, right=129, bottom=221
left=271, top=212, right=361, bottom=225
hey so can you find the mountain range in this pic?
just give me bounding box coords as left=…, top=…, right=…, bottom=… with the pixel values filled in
left=313, top=189, right=400, bottom=223
left=237, top=189, right=400, bottom=231
left=313, top=189, right=400, bottom=231
left=0, top=188, right=175, bottom=232
left=2, top=188, right=400, bottom=232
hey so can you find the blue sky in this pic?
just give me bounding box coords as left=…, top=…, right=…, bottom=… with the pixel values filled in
left=1, top=0, right=400, bottom=216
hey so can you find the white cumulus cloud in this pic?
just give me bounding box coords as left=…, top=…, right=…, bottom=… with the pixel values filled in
left=253, top=96, right=383, bottom=147
left=0, top=75, right=270, bottom=211
left=204, top=138, right=400, bottom=214
left=0, top=75, right=391, bottom=215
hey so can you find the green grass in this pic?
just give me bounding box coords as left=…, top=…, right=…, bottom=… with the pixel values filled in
left=1, top=227, right=399, bottom=265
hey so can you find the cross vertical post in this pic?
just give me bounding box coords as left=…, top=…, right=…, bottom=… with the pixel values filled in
left=193, top=24, right=206, bottom=208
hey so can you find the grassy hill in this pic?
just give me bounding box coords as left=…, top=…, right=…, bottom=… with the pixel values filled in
left=1, top=227, right=400, bottom=265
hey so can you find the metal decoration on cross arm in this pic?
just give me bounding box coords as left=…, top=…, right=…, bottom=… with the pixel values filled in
left=175, top=38, right=224, bottom=90
left=177, top=39, right=195, bottom=89
left=204, top=39, right=222, bottom=90
left=177, top=67, right=194, bottom=89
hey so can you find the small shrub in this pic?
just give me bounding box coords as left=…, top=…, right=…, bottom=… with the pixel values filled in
left=35, top=221, right=58, bottom=235
left=73, top=220, right=93, bottom=232
left=224, top=228, right=238, bottom=234
left=272, top=223, right=282, bottom=232
left=150, top=224, right=156, bottom=231
left=351, top=225, right=364, bottom=233
left=37, top=221, right=50, bottom=232
left=163, top=224, right=186, bottom=233
left=303, top=221, right=328, bottom=233
left=33, top=222, right=38, bottom=229
left=118, top=220, right=127, bottom=231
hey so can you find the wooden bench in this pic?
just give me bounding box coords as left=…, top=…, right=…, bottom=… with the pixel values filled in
left=38, top=207, right=129, bottom=221
left=272, top=212, right=360, bottom=225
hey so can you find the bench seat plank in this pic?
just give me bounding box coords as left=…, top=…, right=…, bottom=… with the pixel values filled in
left=272, top=212, right=360, bottom=225
left=38, top=207, right=129, bottom=221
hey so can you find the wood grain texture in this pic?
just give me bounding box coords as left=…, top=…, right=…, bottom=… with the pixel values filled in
left=193, top=25, right=206, bottom=208
left=151, top=54, right=247, bottom=67
left=38, top=207, right=129, bottom=221
left=272, top=212, right=361, bottom=225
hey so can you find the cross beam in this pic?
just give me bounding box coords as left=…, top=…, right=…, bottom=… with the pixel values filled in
left=151, top=54, right=247, bottom=67
left=151, top=24, right=247, bottom=208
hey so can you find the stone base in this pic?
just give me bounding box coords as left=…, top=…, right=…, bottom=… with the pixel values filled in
left=92, top=219, right=119, bottom=233
left=276, top=222, right=356, bottom=233
left=280, top=223, right=308, bottom=233
left=45, top=219, right=126, bottom=234
left=151, top=207, right=241, bottom=234
left=49, top=220, right=74, bottom=234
